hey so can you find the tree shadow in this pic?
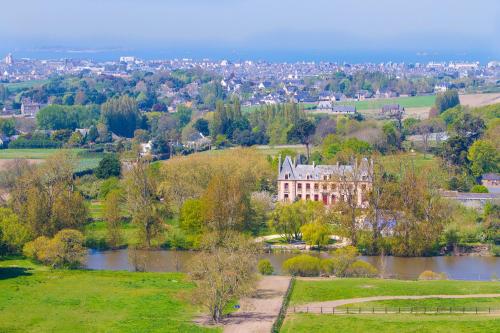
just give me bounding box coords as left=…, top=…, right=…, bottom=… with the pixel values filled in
left=0, top=267, right=33, bottom=280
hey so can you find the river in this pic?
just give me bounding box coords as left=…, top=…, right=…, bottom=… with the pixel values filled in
left=85, top=249, right=500, bottom=281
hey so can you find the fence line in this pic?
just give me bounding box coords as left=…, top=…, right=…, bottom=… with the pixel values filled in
left=291, top=306, right=498, bottom=315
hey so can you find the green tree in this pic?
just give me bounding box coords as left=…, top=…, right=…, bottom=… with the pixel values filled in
left=95, top=154, right=121, bottom=179
left=193, top=118, right=210, bottom=136
left=104, top=189, right=123, bottom=248
left=257, top=259, right=274, bottom=275
left=101, top=95, right=142, bottom=137
left=467, top=140, right=499, bottom=177
left=435, top=90, right=460, bottom=113
left=125, top=159, right=166, bottom=248
left=0, top=208, right=30, bottom=255
left=300, top=221, right=331, bottom=249
left=287, top=118, right=316, bottom=160
left=87, top=125, right=99, bottom=143
left=0, top=118, right=15, bottom=137
left=179, top=198, right=204, bottom=239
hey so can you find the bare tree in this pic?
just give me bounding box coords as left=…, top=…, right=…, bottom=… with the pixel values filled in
left=188, top=232, right=258, bottom=323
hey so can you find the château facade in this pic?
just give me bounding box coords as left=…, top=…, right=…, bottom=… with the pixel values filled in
left=277, top=156, right=372, bottom=207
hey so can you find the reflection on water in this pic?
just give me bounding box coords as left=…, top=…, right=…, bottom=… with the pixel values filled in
left=86, top=249, right=500, bottom=281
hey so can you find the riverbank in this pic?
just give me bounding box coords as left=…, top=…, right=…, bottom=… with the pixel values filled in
left=0, top=259, right=218, bottom=332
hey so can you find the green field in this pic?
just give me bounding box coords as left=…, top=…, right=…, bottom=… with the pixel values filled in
left=84, top=220, right=139, bottom=248
left=4, top=79, right=50, bottom=93
left=0, top=148, right=84, bottom=159
left=0, top=148, right=103, bottom=172
left=336, top=95, right=436, bottom=111
left=0, top=259, right=217, bottom=333
left=337, top=297, right=500, bottom=309
left=281, top=313, right=500, bottom=333
left=290, top=278, right=500, bottom=305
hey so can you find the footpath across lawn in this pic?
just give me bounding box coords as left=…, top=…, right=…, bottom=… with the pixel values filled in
left=0, top=259, right=217, bottom=333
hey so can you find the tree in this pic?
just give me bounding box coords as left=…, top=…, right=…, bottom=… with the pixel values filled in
left=193, top=118, right=210, bottom=136
left=95, top=154, right=121, bottom=179
left=125, top=159, right=166, bottom=248
left=103, top=189, right=123, bottom=248
left=174, top=105, right=192, bottom=128
left=269, top=200, right=324, bottom=243
left=0, top=208, right=30, bottom=255
left=201, top=172, right=249, bottom=242
left=300, top=221, right=331, bottom=249
left=87, top=125, right=98, bottom=143
left=10, top=152, right=88, bottom=237
left=101, top=95, right=142, bottom=137
left=325, top=246, right=359, bottom=277
left=287, top=118, right=316, bottom=160
left=188, top=233, right=257, bottom=323
left=435, top=90, right=460, bottom=113
left=468, top=140, right=499, bottom=177
left=0, top=118, right=15, bottom=137
left=179, top=198, right=204, bottom=245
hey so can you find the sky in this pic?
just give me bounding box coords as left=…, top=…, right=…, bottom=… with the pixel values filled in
left=1, top=0, right=499, bottom=62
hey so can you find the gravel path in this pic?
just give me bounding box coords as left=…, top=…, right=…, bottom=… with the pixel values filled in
left=292, top=294, right=500, bottom=313
left=222, top=275, right=291, bottom=333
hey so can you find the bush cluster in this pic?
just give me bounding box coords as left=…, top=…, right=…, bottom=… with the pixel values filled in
left=282, top=248, right=379, bottom=278
left=418, top=270, right=448, bottom=280
left=23, top=229, right=86, bottom=268
left=258, top=259, right=274, bottom=275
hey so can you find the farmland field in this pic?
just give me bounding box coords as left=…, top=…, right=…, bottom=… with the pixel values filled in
left=4, top=79, right=50, bottom=92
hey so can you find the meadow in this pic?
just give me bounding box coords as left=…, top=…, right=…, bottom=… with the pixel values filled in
left=281, top=278, right=500, bottom=333
left=0, top=259, right=218, bottom=333
left=289, top=278, right=500, bottom=305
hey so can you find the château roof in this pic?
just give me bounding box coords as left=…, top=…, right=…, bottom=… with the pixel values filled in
left=278, top=156, right=371, bottom=181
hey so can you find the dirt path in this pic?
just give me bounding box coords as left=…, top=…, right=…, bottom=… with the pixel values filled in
left=211, top=275, right=291, bottom=333
left=292, top=294, right=500, bottom=313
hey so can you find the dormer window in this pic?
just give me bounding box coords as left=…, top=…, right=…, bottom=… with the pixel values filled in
left=323, top=175, right=327, bottom=181
left=285, top=174, right=289, bottom=180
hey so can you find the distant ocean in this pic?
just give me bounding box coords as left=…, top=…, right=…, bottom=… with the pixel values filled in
left=1, top=47, right=497, bottom=64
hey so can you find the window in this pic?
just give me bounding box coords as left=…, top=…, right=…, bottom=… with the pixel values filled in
left=298, top=183, right=302, bottom=190
left=297, top=194, right=302, bottom=199
left=306, top=183, right=311, bottom=190
left=314, top=194, right=319, bottom=201
left=331, top=184, right=337, bottom=190
left=314, top=183, right=319, bottom=190
left=322, top=184, right=327, bottom=190
left=284, top=194, right=289, bottom=201
left=306, top=194, right=310, bottom=200
left=284, top=183, right=289, bottom=190
left=285, top=174, right=289, bottom=180
left=323, top=175, right=327, bottom=180
left=361, top=184, right=367, bottom=191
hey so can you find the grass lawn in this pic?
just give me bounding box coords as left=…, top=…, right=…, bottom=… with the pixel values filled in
left=337, top=297, right=500, bottom=309
left=84, top=220, right=139, bottom=248
left=0, top=148, right=84, bottom=159
left=290, top=278, right=500, bottom=305
left=0, top=259, right=217, bottom=333
left=336, top=95, right=436, bottom=111
left=281, top=314, right=500, bottom=333
left=4, top=79, right=50, bottom=92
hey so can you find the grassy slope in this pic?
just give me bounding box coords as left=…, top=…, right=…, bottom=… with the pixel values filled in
left=281, top=314, right=500, bottom=333
left=290, top=278, right=500, bottom=305
left=0, top=259, right=217, bottom=333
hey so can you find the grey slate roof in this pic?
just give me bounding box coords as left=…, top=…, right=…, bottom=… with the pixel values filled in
left=278, top=156, right=370, bottom=181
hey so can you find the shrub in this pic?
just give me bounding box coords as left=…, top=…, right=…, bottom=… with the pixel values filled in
left=345, top=260, right=378, bottom=277
left=282, top=254, right=321, bottom=277
left=329, top=246, right=359, bottom=277
left=320, top=258, right=335, bottom=275
left=23, top=229, right=86, bottom=268
left=418, top=270, right=448, bottom=280
left=258, top=259, right=274, bottom=275
left=492, top=245, right=500, bottom=257
left=471, top=185, right=489, bottom=193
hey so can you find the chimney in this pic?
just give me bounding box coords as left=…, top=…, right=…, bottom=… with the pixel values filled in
left=312, top=161, right=315, bottom=168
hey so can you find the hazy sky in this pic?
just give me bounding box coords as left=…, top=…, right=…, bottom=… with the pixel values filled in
left=1, top=0, right=499, bottom=61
